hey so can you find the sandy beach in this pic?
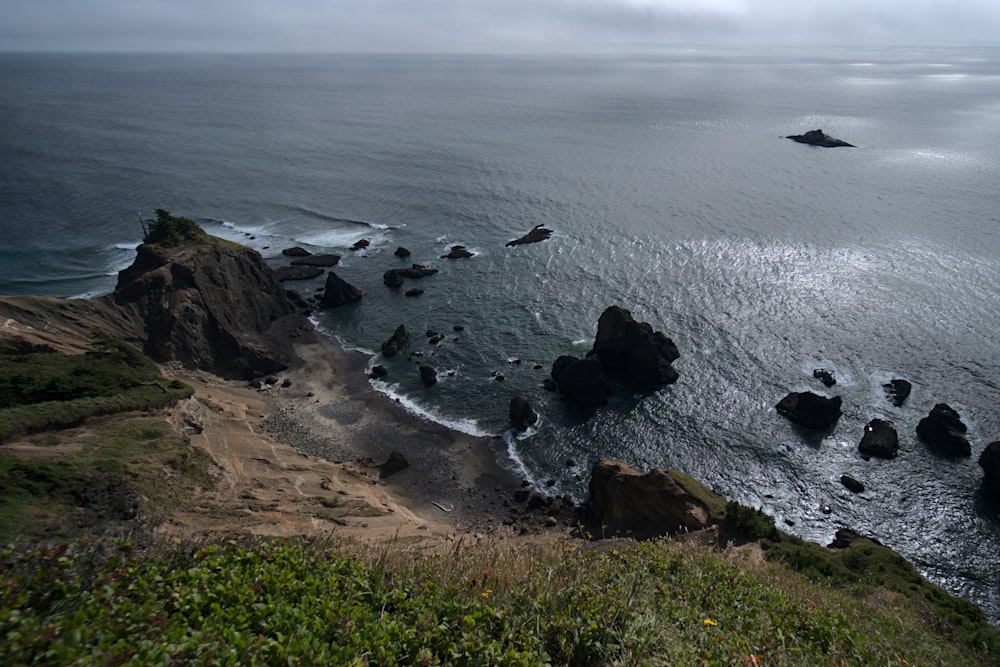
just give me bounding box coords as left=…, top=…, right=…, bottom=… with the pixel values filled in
left=156, top=328, right=546, bottom=547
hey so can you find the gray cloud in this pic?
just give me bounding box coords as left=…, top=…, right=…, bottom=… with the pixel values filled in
left=1, top=0, right=998, bottom=53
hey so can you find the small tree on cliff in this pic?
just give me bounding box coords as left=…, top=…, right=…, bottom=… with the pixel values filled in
left=142, top=209, right=210, bottom=247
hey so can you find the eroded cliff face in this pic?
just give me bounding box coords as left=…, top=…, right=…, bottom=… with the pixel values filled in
left=0, top=239, right=307, bottom=379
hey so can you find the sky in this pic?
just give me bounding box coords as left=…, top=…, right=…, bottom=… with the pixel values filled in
left=0, top=0, right=998, bottom=53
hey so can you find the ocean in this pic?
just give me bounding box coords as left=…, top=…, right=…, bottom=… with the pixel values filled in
left=1, top=47, right=998, bottom=621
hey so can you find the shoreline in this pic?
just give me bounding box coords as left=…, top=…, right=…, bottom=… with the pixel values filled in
left=261, top=328, right=529, bottom=534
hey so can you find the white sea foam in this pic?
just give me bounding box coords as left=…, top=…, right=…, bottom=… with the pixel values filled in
left=369, top=379, right=491, bottom=437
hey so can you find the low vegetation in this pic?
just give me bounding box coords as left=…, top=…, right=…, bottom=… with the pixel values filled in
left=141, top=209, right=244, bottom=250
left=0, top=334, right=192, bottom=442
left=1, top=537, right=994, bottom=666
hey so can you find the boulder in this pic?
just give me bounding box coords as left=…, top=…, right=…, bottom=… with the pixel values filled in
left=980, top=441, right=1000, bottom=497
left=506, top=224, right=554, bottom=247
left=916, top=403, right=971, bottom=456
left=812, top=368, right=836, bottom=387
left=393, top=246, right=411, bottom=258
left=509, top=396, right=539, bottom=432
left=379, top=452, right=409, bottom=478
left=273, top=265, right=324, bottom=282
left=281, top=247, right=312, bottom=257
left=404, top=288, right=424, bottom=297
left=381, top=325, right=409, bottom=358
left=588, top=305, right=679, bottom=388
left=349, top=239, right=370, bottom=251
left=840, top=475, right=865, bottom=493
left=786, top=129, right=855, bottom=148
left=775, top=391, right=842, bottom=429
left=418, top=365, right=437, bottom=386
left=441, top=245, right=474, bottom=259
left=858, top=418, right=899, bottom=459
left=290, top=253, right=341, bottom=267
left=883, top=379, right=912, bottom=407
left=370, top=365, right=388, bottom=379
left=319, top=271, right=362, bottom=308
left=589, top=460, right=712, bottom=539
left=551, top=355, right=610, bottom=407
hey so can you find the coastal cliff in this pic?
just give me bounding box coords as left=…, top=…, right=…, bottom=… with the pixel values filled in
left=0, top=211, right=307, bottom=379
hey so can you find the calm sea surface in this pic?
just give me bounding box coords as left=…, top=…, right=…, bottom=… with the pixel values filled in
left=1, top=48, right=998, bottom=620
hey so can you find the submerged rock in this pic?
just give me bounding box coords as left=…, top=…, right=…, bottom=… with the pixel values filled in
left=813, top=368, right=836, bottom=387
left=840, top=475, right=865, bottom=493
left=859, top=418, right=899, bottom=459
left=383, top=264, right=439, bottom=287
left=441, top=245, right=474, bottom=259
left=916, top=403, right=971, bottom=456
left=775, top=391, right=842, bottom=429
left=786, top=129, right=855, bottom=148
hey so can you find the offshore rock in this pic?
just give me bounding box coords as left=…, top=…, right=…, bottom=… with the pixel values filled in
left=274, top=265, right=324, bottom=282
left=383, top=264, right=439, bottom=287
left=509, top=396, right=539, bottom=432
left=859, top=418, right=899, bottom=459
left=813, top=368, right=836, bottom=387
left=419, top=364, right=437, bottom=386
left=841, top=475, right=865, bottom=493
left=319, top=271, right=362, bottom=308
left=916, top=403, right=971, bottom=456
left=589, top=460, right=711, bottom=539
left=290, top=253, right=341, bottom=267
left=588, top=305, right=679, bottom=388
left=441, top=245, right=474, bottom=259
left=281, top=247, right=312, bottom=257
left=393, top=246, right=411, bottom=258
left=350, top=239, right=370, bottom=251
left=786, top=129, right=855, bottom=148
left=381, top=325, right=409, bottom=358
left=980, top=441, right=1000, bottom=497
left=506, top=224, right=553, bottom=247
left=775, top=391, right=842, bottom=429
left=883, top=378, right=912, bottom=407
left=551, top=355, right=610, bottom=407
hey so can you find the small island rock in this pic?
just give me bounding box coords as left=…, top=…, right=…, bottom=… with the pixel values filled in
left=786, top=129, right=855, bottom=148
left=916, top=403, right=971, bottom=456
left=551, top=355, right=610, bottom=407
left=381, top=325, right=409, bottom=358
left=859, top=418, right=899, bottom=459
left=419, top=365, right=437, bottom=386
left=506, top=224, right=554, bottom=247
left=980, top=441, right=1000, bottom=497
left=588, top=305, right=680, bottom=388
left=775, top=391, right=842, bottom=429
left=883, top=379, right=912, bottom=407
left=319, top=271, right=362, bottom=308
left=509, top=396, right=539, bottom=432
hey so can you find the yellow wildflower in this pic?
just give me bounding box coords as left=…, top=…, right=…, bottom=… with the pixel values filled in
left=703, top=618, right=718, bottom=627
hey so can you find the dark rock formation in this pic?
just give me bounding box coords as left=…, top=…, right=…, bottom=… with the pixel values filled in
left=916, top=403, right=971, bottom=456
left=506, top=224, right=554, bottom=247
left=775, top=391, right=842, bottom=429
left=282, top=247, right=311, bottom=257
left=379, top=451, right=409, bottom=478
left=551, top=355, right=610, bottom=407
left=419, top=365, right=437, bottom=386
left=980, top=441, right=1000, bottom=497
left=350, top=239, right=370, bottom=251
left=786, top=129, right=855, bottom=148
left=393, top=246, right=411, bottom=258
left=589, top=460, right=712, bottom=539
left=440, top=245, right=473, bottom=259
left=383, top=264, right=439, bottom=287
left=404, top=288, right=424, bottom=297
left=813, top=368, right=836, bottom=387
left=274, top=265, right=324, bottom=282
left=381, top=325, right=409, bottom=358
left=509, top=396, right=538, bottom=432
left=883, top=379, right=912, bottom=407
left=290, top=253, right=341, bottom=267
left=588, top=305, right=680, bottom=388
left=370, top=365, right=388, bottom=379
left=828, top=528, right=881, bottom=549
left=110, top=239, right=302, bottom=378
left=859, top=418, right=899, bottom=459
left=840, top=475, right=865, bottom=493
left=319, top=271, right=362, bottom=308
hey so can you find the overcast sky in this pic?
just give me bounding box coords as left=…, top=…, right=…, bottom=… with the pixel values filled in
left=1, top=0, right=997, bottom=53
